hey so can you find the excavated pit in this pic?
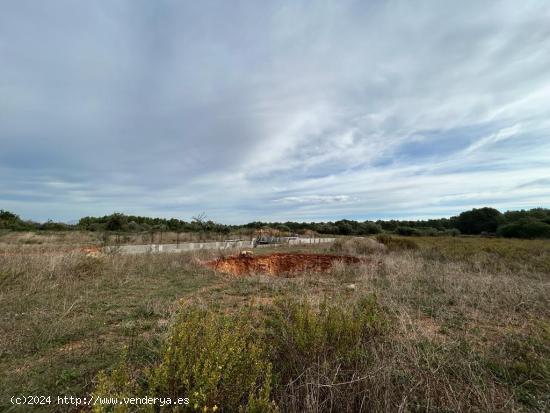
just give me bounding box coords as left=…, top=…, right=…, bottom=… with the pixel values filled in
left=205, top=252, right=364, bottom=277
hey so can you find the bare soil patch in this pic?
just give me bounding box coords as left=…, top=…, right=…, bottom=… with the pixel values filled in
left=205, top=252, right=364, bottom=277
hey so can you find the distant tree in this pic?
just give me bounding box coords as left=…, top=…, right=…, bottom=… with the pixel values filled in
left=276, top=224, right=291, bottom=234
left=455, top=207, right=503, bottom=234
left=417, top=227, right=438, bottom=236
left=0, top=210, right=21, bottom=229
left=503, top=208, right=550, bottom=223
left=40, top=220, right=68, bottom=231
left=359, top=221, right=382, bottom=235
left=88, top=223, right=105, bottom=232
left=334, top=220, right=354, bottom=235
left=0, top=210, right=37, bottom=230
left=156, top=224, right=168, bottom=244
left=395, top=226, right=421, bottom=236
left=442, top=228, right=461, bottom=237
left=106, top=213, right=128, bottom=231
left=0, top=209, right=19, bottom=222
left=127, top=221, right=141, bottom=232
left=497, top=219, right=550, bottom=239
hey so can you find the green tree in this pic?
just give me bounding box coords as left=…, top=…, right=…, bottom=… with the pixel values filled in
left=497, top=219, right=550, bottom=239
left=105, top=213, right=128, bottom=231
left=455, top=207, right=503, bottom=234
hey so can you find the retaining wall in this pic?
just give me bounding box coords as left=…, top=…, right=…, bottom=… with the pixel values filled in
left=105, top=237, right=335, bottom=254
left=289, top=237, right=335, bottom=245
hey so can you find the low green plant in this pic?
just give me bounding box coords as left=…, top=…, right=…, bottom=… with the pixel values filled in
left=266, top=295, right=385, bottom=411
left=93, top=351, right=136, bottom=413
left=93, top=307, right=278, bottom=412
left=151, top=307, right=277, bottom=412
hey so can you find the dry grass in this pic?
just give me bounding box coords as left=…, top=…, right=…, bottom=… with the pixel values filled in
left=0, top=230, right=252, bottom=248
left=1, top=236, right=549, bottom=412
left=0, top=249, right=219, bottom=412
left=330, top=237, right=387, bottom=255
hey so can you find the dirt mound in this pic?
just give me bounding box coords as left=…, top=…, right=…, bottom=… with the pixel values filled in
left=205, top=253, right=364, bottom=277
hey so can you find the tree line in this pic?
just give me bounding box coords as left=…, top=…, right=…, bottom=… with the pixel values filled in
left=1, top=207, right=550, bottom=239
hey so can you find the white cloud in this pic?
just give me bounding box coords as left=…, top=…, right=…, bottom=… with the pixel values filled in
left=273, top=195, right=351, bottom=205
left=1, top=0, right=549, bottom=222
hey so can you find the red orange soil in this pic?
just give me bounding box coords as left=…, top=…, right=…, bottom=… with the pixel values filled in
left=205, top=252, right=365, bottom=277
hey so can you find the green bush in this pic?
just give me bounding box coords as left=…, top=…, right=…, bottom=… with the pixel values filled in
left=358, top=222, right=382, bottom=235
left=395, top=226, right=421, bottom=236
left=456, top=207, right=503, bottom=234
left=150, top=308, right=277, bottom=412
left=93, top=354, right=135, bottom=413
left=268, top=296, right=382, bottom=365
left=94, top=307, right=277, bottom=412
left=497, top=219, right=550, bottom=239
left=106, top=213, right=129, bottom=231
left=94, top=297, right=387, bottom=412
left=442, top=228, right=460, bottom=236
left=266, top=296, right=384, bottom=411
left=375, top=234, right=418, bottom=251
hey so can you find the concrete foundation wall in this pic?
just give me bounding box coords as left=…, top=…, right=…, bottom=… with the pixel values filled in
left=105, top=240, right=254, bottom=254
left=289, top=237, right=335, bottom=245
left=105, top=237, right=335, bottom=254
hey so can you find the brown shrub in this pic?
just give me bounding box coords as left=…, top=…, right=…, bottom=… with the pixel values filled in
left=330, top=237, right=387, bottom=256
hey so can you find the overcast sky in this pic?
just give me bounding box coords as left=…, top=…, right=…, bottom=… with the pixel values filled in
left=1, top=0, right=549, bottom=223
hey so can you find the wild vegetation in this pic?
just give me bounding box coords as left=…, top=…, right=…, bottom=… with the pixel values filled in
left=2, top=206, right=550, bottom=239
left=1, top=235, right=549, bottom=412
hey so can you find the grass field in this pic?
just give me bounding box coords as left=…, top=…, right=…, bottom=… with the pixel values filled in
left=1, top=235, right=549, bottom=412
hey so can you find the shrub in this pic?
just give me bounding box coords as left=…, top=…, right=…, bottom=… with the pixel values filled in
left=358, top=222, right=382, bottom=235
left=418, top=227, right=440, bottom=236
left=375, top=234, right=418, bottom=251
left=395, top=226, right=421, bottom=236
left=94, top=307, right=277, bottom=412
left=455, top=207, right=503, bottom=235
left=93, top=353, right=135, bottom=413
left=106, top=213, right=129, bottom=232
left=0, top=209, right=37, bottom=231
left=71, top=256, right=104, bottom=278
left=497, top=219, right=550, bottom=239
left=442, top=228, right=460, bottom=237
left=150, top=308, right=277, bottom=412
left=266, top=296, right=384, bottom=411
left=329, top=237, right=386, bottom=255
left=39, top=220, right=70, bottom=231
left=127, top=221, right=141, bottom=232
left=268, top=296, right=383, bottom=365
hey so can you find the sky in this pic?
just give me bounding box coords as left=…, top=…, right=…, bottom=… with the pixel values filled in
left=1, top=0, right=550, bottom=224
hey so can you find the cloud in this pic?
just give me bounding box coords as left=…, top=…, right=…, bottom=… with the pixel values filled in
left=1, top=0, right=549, bottom=223
left=273, top=195, right=351, bottom=205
